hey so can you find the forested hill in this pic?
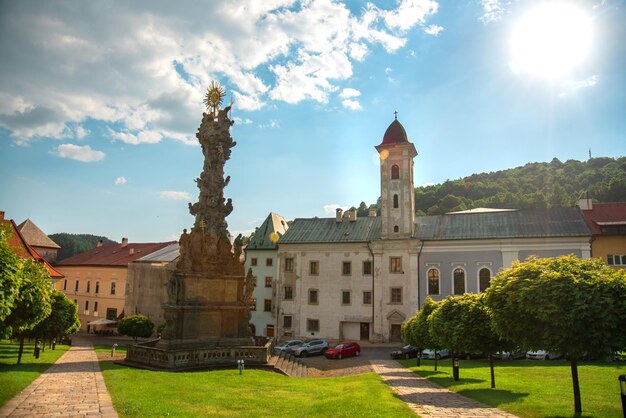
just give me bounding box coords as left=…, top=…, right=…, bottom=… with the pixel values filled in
left=48, top=233, right=116, bottom=261
left=356, top=156, right=626, bottom=216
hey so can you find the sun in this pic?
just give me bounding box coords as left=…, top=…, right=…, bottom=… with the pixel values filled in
left=510, top=3, right=592, bottom=79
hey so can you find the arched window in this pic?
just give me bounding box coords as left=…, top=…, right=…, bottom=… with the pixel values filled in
left=393, top=194, right=399, bottom=208
left=393, top=225, right=399, bottom=233
left=427, top=269, right=440, bottom=295
left=453, top=268, right=465, bottom=295
left=391, top=165, right=400, bottom=179
left=479, top=268, right=491, bottom=292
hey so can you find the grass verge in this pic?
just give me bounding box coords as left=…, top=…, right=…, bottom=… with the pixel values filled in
left=98, top=358, right=415, bottom=417
left=0, top=340, right=69, bottom=407
left=399, top=358, right=625, bottom=418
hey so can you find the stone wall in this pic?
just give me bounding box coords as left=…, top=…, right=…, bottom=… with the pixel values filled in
left=125, top=261, right=176, bottom=327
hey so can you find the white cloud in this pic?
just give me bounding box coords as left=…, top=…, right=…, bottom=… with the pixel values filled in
left=480, top=0, right=505, bottom=24
left=0, top=0, right=440, bottom=145
left=115, top=176, right=128, bottom=185
left=259, top=120, right=279, bottom=129
left=423, top=24, right=444, bottom=36
left=233, top=116, right=253, bottom=125
left=566, top=75, right=599, bottom=89
left=342, top=99, right=362, bottom=110
left=339, top=88, right=361, bottom=99
left=323, top=203, right=350, bottom=216
left=159, top=191, right=191, bottom=200
left=50, top=143, right=105, bottom=162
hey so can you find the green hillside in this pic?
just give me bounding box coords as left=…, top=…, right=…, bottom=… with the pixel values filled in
left=48, top=233, right=116, bottom=261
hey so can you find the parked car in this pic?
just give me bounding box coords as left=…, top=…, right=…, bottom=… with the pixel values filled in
left=421, top=349, right=450, bottom=360
left=324, top=342, right=361, bottom=359
left=274, top=339, right=304, bottom=355
left=292, top=339, right=329, bottom=357
left=391, top=345, right=419, bottom=360
left=494, top=351, right=526, bottom=360
left=526, top=350, right=562, bottom=360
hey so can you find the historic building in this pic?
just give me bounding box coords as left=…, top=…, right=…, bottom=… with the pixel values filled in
left=1, top=211, right=64, bottom=285
left=274, top=118, right=592, bottom=343
left=579, top=199, right=626, bottom=269
left=54, top=238, right=174, bottom=332
left=243, top=212, right=289, bottom=338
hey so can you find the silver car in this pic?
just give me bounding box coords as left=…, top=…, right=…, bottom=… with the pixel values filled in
left=274, top=339, right=304, bottom=355
left=292, top=339, right=329, bottom=357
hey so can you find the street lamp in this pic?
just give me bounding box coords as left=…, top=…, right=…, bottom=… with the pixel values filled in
left=111, top=343, right=118, bottom=358
left=453, top=356, right=460, bottom=381
left=237, top=359, right=245, bottom=376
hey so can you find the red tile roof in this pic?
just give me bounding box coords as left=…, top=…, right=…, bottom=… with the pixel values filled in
left=0, top=214, right=64, bottom=278
left=56, top=241, right=177, bottom=266
left=581, top=202, right=626, bottom=235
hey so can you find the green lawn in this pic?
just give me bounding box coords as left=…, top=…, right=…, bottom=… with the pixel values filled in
left=399, top=358, right=625, bottom=418
left=99, top=359, right=415, bottom=417
left=0, top=340, right=69, bottom=406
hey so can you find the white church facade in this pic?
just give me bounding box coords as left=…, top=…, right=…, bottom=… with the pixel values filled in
left=269, top=118, right=591, bottom=343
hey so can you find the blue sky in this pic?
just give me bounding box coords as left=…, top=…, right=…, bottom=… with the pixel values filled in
left=1, top=0, right=624, bottom=243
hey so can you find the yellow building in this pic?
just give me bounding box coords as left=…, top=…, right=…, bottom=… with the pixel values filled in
left=54, top=238, right=174, bottom=332
left=580, top=199, right=626, bottom=270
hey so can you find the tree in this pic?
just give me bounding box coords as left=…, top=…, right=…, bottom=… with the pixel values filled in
left=485, top=255, right=626, bottom=414
left=117, top=315, right=155, bottom=342
left=0, top=226, right=21, bottom=322
left=28, top=291, right=81, bottom=345
left=405, top=297, right=441, bottom=369
left=3, top=258, right=53, bottom=364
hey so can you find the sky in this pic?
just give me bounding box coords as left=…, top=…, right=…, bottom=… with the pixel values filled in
left=0, top=0, right=625, bottom=243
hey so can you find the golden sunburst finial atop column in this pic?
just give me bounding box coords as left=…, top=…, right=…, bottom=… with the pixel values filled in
left=204, top=81, right=225, bottom=116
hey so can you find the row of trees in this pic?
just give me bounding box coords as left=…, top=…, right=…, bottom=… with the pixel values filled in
left=1, top=226, right=80, bottom=363
left=402, top=255, right=626, bottom=415
left=357, top=156, right=626, bottom=216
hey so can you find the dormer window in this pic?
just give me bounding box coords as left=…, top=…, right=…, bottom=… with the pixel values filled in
left=391, top=164, right=400, bottom=179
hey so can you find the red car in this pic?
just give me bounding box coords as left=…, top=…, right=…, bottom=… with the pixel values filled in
left=324, top=342, right=361, bottom=359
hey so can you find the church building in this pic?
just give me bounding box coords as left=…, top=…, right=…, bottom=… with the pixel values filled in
left=274, top=117, right=591, bottom=343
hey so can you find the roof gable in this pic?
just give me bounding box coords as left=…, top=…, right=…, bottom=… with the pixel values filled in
left=17, top=219, right=61, bottom=249
left=247, top=212, right=289, bottom=250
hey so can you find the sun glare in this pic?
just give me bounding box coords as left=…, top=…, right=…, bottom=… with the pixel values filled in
left=510, top=3, right=592, bottom=79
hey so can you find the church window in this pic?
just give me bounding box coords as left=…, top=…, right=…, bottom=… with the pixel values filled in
left=391, top=164, right=400, bottom=179
left=264, top=299, right=272, bottom=312
left=479, top=268, right=491, bottom=292
left=342, top=261, right=351, bottom=276
left=283, top=286, right=293, bottom=300
left=251, top=258, right=257, bottom=266
left=390, top=287, right=402, bottom=304
left=265, top=277, right=272, bottom=287
left=427, top=269, right=440, bottom=295
left=308, top=289, right=318, bottom=304
left=342, top=291, right=351, bottom=305
left=362, top=260, right=372, bottom=275
left=363, top=291, right=372, bottom=305
left=390, top=257, right=402, bottom=273
left=393, top=194, right=399, bottom=208
left=307, top=318, right=319, bottom=332
left=310, top=261, right=319, bottom=275
left=285, top=257, right=294, bottom=272
left=453, top=268, right=466, bottom=295
left=393, top=225, right=399, bottom=233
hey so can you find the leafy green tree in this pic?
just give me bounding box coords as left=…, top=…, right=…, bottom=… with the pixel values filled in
left=48, top=233, right=115, bottom=261
left=3, top=259, right=53, bottom=364
left=117, top=315, right=155, bottom=342
left=485, top=255, right=626, bottom=414
left=28, top=291, right=80, bottom=345
left=0, top=226, right=21, bottom=322
left=405, top=297, right=441, bottom=369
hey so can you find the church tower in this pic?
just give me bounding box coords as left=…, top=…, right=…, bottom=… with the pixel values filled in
left=375, top=116, right=417, bottom=239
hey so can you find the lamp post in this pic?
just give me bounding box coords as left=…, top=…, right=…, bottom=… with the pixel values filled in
left=111, top=343, right=118, bottom=358
left=237, top=359, right=245, bottom=375
left=617, top=374, right=626, bottom=418
left=452, top=356, right=460, bottom=381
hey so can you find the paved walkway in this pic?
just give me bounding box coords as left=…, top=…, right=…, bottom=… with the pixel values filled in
left=0, top=337, right=118, bottom=418
left=371, top=360, right=519, bottom=418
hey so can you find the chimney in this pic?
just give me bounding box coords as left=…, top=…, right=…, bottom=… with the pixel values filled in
left=121, top=237, right=129, bottom=247
left=345, top=207, right=357, bottom=222
left=336, top=208, right=343, bottom=223
left=96, top=240, right=103, bottom=247
left=368, top=209, right=377, bottom=217
left=129, top=248, right=135, bottom=255
left=578, top=198, right=593, bottom=211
